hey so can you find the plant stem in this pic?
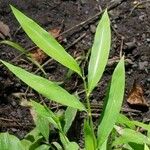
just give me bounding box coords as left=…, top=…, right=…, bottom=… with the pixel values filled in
left=82, top=77, right=91, bottom=117
left=82, top=76, right=97, bottom=148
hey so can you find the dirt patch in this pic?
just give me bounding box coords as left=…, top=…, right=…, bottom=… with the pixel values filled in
left=0, top=0, right=150, bottom=142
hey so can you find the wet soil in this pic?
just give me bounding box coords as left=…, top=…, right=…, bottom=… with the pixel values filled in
left=0, top=0, right=150, bottom=143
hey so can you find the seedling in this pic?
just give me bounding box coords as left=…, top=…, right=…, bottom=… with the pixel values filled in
left=0, top=5, right=150, bottom=150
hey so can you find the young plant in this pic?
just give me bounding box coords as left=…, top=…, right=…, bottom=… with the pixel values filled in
left=0, top=5, right=149, bottom=150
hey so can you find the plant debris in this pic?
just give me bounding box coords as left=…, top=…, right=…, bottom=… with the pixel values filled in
left=127, top=80, right=149, bottom=111
left=0, top=21, right=11, bottom=39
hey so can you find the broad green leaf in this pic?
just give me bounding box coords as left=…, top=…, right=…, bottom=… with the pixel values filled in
left=145, top=144, right=150, bottom=150
left=84, top=120, right=95, bottom=150
left=63, top=107, right=77, bottom=134
left=35, top=144, right=50, bottom=150
left=97, top=56, right=125, bottom=147
left=0, top=132, right=24, bottom=150
left=35, top=114, right=50, bottom=142
left=117, top=114, right=135, bottom=129
left=113, top=126, right=150, bottom=146
left=88, top=10, right=111, bottom=93
left=0, top=40, right=26, bottom=53
left=1, top=60, right=86, bottom=111
left=11, top=6, right=82, bottom=76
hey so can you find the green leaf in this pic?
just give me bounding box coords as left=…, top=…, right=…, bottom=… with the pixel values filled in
left=88, top=10, right=111, bottom=93
left=25, top=128, right=41, bottom=142
left=99, top=140, right=107, bottom=150
left=145, top=144, right=150, bottom=150
left=113, top=126, right=150, bottom=146
left=63, top=107, right=77, bottom=134
left=0, top=132, right=24, bottom=150
left=0, top=40, right=47, bottom=75
left=118, top=114, right=150, bottom=132
left=97, top=56, right=125, bottom=148
left=84, top=120, right=95, bottom=150
left=21, top=139, right=32, bottom=150
left=1, top=60, right=86, bottom=111
left=35, top=114, right=50, bottom=142
left=65, top=142, right=79, bottom=150
left=52, top=142, right=63, bottom=150
left=131, top=121, right=150, bottom=132
left=117, top=114, right=135, bottom=129
left=0, top=40, right=26, bottom=53
left=35, top=144, right=50, bottom=150
left=30, top=100, right=58, bottom=128
left=11, top=5, right=82, bottom=76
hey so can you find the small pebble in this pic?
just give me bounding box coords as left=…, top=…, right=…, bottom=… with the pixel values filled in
left=146, top=38, right=150, bottom=43
left=132, top=63, right=138, bottom=68
left=90, top=25, right=96, bottom=33
left=125, top=41, right=136, bottom=50
left=138, top=61, right=148, bottom=70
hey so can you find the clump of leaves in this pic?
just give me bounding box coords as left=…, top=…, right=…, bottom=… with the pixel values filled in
left=0, top=5, right=150, bottom=150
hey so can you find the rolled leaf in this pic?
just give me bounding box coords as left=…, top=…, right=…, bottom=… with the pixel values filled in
left=1, top=60, right=86, bottom=111
left=88, top=10, right=111, bottom=94
left=11, top=5, right=82, bottom=76
left=97, top=56, right=125, bottom=148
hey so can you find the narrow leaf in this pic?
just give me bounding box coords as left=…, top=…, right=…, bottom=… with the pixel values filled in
left=63, top=107, right=77, bottom=134
left=113, top=126, right=150, bottom=146
left=1, top=60, right=86, bottom=111
left=0, top=40, right=26, bottom=53
left=84, top=120, right=95, bottom=150
left=97, top=56, right=125, bottom=147
left=117, top=114, right=135, bottom=129
left=0, top=40, right=46, bottom=75
left=11, top=5, right=82, bottom=76
left=0, top=132, right=24, bottom=150
left=88, top=10, right=111, bottom=93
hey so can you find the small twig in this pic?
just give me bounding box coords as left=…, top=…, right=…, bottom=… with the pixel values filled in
left=66, top=33, right=86, bottom=49
left=0, top=117, right=14, bottom=122
left=119, top=36, right=124, bottom=58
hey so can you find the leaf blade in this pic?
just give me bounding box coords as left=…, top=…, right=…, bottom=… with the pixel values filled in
left=11, top=5, right=82, bottom=76
left=0, top=132, right=24, bottom=150
left=1, top=60, right=86, bottom=111
left=63, top=107, right=77, bottom=134
left=88, top=10, right=111, bottom=93
left=97, top=56, right=125, bottom=147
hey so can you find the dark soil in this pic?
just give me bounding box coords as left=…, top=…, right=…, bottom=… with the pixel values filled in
left=0, top=0, right=150, bottom=144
